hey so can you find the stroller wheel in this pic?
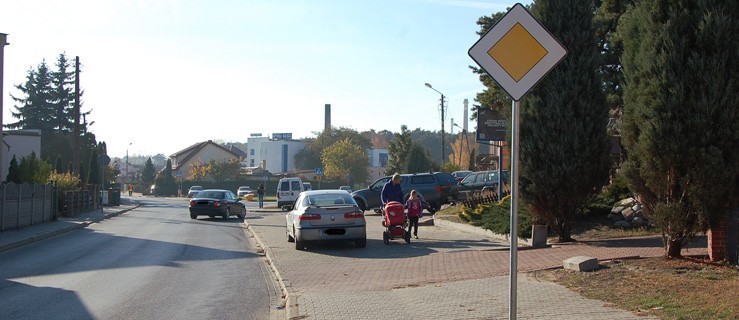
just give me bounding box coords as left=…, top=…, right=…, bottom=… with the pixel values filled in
left=383, top=231, right=389, bottom=245
left=404, top=232, right=411, bottom=243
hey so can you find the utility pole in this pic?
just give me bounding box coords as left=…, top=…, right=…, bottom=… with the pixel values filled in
left=440, top=93, right=445, bottom=165
left=73, top=56, right=81, bottom=175
left=0, top=33, right=8, bottom=178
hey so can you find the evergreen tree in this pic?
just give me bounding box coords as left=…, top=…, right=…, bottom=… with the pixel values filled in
left=386, top=125, right=412, bottom=175
left=470, top=11, right=512, bottom=119
left=50, top=53, right=75, bottom=132
left=7, top=61, right=56, bottom=132
left=87, top=148, right=100, bottom=186
left=405, top=143, right=434, bottom=174
left=55, top=154, right=63, bottom=173
left=618, top=0, right=739, bottom=257
left=141, top=157, right=157, bottom=188
left=154, top=159, right=178, bottom=196
left=519, top=0, right=611, bottom=242
left=6, top=155, right=20, bottom=183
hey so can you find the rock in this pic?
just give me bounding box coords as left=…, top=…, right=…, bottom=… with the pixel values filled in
left=607, top=213, right=615, bottom=220
left=634, top=210, right=645, bottom=219
left=622, top=208, right=636, bottom=221
left=631, top=216, right=645, bottom=227
left=617, top=197, right=636, bottom=207
left=610, top=206, right=625, bottom=214
left=563, top=256, right=600, bottom=272
left=614, top=220, right=631, bottom=228
left=613, top=213, right=625, bottom=221
left=632, top=203, right=642, bottom=212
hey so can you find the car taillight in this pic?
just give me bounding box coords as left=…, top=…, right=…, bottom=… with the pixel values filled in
left=344, top=212, right=364, bottom=219
left=435, top=186, right=442, bottom=193
left=213, top=201, right=221, bottom=207
left=299, top=213, right=321, bottom=221
left=189, top=200, right=195, bottom=206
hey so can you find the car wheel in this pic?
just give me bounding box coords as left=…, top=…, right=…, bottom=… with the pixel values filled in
left=287, top=227, right=295, bottom=242
left=295, top=238, right=305, bottom=250
left=190, top=212, right=197, bottom=219
left=355, top=198, right=366, bottom=212
left=223, top=207, right=230, bottom=220
left=355, top=237, right=366, bottom=248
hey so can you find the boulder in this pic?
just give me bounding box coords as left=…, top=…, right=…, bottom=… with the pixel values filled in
left=634, top=210, right=645, bottom=219
left=607, top=213, right=615, bottom=220
left=563, top=256, right=600, bottom=272
left=632, top=203, right=642, bottom=212
left=617, top=197, right=636, bottom=207
left=614, top=220, right=631, bottom=229
left=610, top=206, right=625, bottom=214
left=621, top=208, right=636, bottom=221
left=631, top=216, right=645, bottom=227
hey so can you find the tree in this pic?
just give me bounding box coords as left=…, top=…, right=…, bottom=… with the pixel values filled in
left=404, top=143, right=434, bottom=174
left=154, top=159, right=178, bottom=196
left=322, top=138, right=369, bottom=185
left=618, top=0, right=739, bottom=257
left=87, top=148, right=100, bottom=185
left=6, top=155, right=20, bottom=183
left=470, top=11, right=513, bottom=119
left=518, top=0, right=611, bottom=242
left=7, top=61, right=56, bottom=132
left=450, top=132, right=476, bottom=170
left=141, top=157, right=157, bottom=188
left=187, top=161, right=208, bottom=181
left=295, top=127, right=371, bottom=170
left=594, top=0, right=634, bottom=135
left=386, top=125, right=412, bottom=175
left=50, top=53, right=75, bottom=132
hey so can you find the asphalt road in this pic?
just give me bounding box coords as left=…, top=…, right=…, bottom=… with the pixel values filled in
left=0, top=197, right=273, bottom=320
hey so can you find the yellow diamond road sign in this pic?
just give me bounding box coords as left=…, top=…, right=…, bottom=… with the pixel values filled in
left=469, top=3, right=566, bottom=101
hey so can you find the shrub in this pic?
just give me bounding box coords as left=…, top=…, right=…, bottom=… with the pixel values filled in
left=48, top=172, right=81, bottom=192
left=586, top=172, right=632, bottom=216
left=459, top=195, right=533, bottom=238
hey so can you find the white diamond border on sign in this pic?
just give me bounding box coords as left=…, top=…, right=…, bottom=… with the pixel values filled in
left=468, top=3, right=567, bottom=101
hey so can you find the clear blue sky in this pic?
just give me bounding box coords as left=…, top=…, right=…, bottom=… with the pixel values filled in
left=1, top=0, right=527, bottom=158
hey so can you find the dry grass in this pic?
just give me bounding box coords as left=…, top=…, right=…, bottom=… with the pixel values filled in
left=535, top=257, right=739, bottom=320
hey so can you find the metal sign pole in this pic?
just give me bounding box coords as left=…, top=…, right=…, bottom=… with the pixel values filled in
left=509, top=99, right=520, bottom=320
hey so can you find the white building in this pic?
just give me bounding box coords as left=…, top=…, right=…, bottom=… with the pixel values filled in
left=246, top=134, right=305, bottom=174
left=366, top=148, right=389, bottom=183
left=1, top=129, right=42, bottom=180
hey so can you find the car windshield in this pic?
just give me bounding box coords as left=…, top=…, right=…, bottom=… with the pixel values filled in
left=190, top=186, right=202, bottom=191
left=302, top=193, right=356, bottom=207
left=198, top=191, right=225, bottom=199
left=238, top=187, right=250, bottom=191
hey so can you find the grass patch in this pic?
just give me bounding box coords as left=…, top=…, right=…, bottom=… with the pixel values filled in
left=538, top=257, right=739, bottom=320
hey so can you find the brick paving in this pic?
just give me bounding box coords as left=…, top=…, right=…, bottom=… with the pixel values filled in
left=247, top=210, right=706, bottom=320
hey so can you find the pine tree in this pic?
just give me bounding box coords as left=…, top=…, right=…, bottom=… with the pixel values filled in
left=7, top=61, right=56, bottom=132
left=386, top=125, right=412, bottom=175
left=141, top=157, right=157, bottom=188
left=519, top=0, right=611, bottom=242
left=87, top=148, right=100, bottom=186
left=55, top=154, right=63, bottom=173
left=50, top=53, right=75, bottom=132
left=405, top=143, right=434, bottom=174
left=6, top=155, right=20, bottom=183
left=619, top=0, right=739, bottom=257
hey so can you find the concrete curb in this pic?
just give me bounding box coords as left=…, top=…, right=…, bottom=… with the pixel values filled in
left=0, top=205, right=140, bottom=253
left=243, top=218, right=294, bottom=320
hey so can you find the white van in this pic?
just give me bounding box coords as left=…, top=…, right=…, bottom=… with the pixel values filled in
left=277, top=177, right=304, bottom=208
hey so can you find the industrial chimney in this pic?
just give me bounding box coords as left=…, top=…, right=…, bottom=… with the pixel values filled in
left=324, top=104, right=331, bottom=133
left=463, top=99, right=469, bottom=132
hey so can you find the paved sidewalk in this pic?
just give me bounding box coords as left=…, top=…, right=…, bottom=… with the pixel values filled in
left=246, top=210, right=707, bottom=320
left=0, top=198, right=140, bottom=253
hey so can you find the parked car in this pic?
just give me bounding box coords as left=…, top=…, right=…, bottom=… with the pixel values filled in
left=277, top=177, right=304, bottom=208
left=187, top=185, right=203, bottom=198
left=236, top=186, right=252, bottom=197
left=452, top=170, right=473, bottom=183
left=339, top=186, right=352, bottom=193
left=285, top=190, right=366, bottom=250
left=351, top=172, right=459, bottom=213
left=457, top=170, right=510, bottom=198
left=189, top=189, right=246, bottom=220
left=303, top=182, right=313, bottom=191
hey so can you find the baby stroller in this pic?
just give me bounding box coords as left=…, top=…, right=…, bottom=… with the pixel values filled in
left=382, top=201, right=411, bottom=244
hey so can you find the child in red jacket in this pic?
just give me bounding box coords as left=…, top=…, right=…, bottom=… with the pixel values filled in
left=405, top=190, right=428, bottom=239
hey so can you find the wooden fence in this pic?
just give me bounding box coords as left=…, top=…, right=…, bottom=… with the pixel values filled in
left=58, top=186, right=100, bottom=218
left=0, top=183, right=54, bottom=232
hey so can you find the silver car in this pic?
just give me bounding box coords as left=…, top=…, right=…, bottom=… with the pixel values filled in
left=285, top=190, right=366, bottom=250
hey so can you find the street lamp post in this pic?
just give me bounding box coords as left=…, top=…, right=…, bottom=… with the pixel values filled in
left=425, top=83, right=446, bottom=165
left=0, top=33, right=8, bottom=178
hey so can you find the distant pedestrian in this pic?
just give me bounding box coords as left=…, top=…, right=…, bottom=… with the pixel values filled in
left=128, top=184, right=134, bottom=196
left=405, top=190, right=428, bottom=239
left=257, top=183, right=265, bottom=208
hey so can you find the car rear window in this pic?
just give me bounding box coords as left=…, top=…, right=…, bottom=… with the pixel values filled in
left=280, top=181, right=290, bottom=191
left=291, top=180, right=302, bottom=191
left=435, top=173, right=456, bottom=185
left=303, top=194, right=356, bottom=206
left=200, top=191, right=225, bottom=199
